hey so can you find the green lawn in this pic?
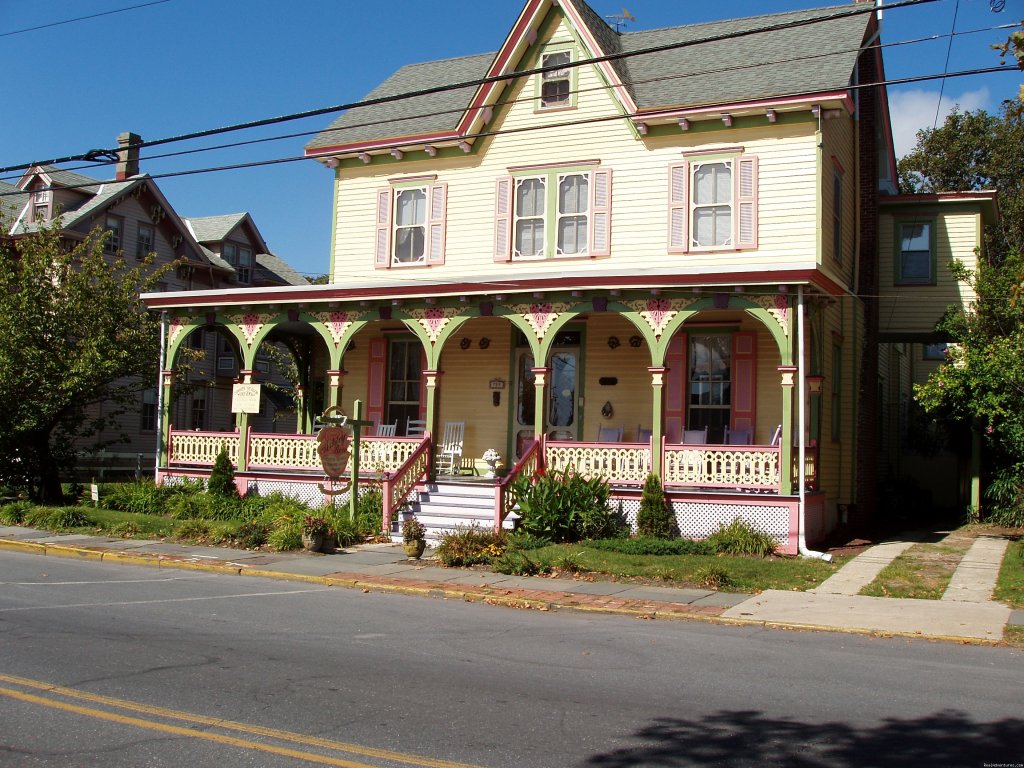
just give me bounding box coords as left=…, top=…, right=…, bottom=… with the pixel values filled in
left=527, top=543, right=844, bottom=593
left=994, top=539, right=1024, bottom=609
left=859, top=532, right=976, bottom=600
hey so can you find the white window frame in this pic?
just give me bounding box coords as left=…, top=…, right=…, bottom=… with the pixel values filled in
left=392, top=186, right=428, bottom=265
left=513, top=175, right=548, bottom=260
left=104, top=215, right=123, bottom=253
left=506, top=166, right=606, bottom=262
left=374, top=178, right=447, bottom=269
left=539, top=50, right=573, bottom=110
left=668, top=151, right=758, bottom=254
left=689, top=160, right=734, bottom=250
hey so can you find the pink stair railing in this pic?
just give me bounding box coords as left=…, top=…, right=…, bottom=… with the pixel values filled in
left=494, top=438, right=542, bottom=532
left=381, top=432, right=431, bottom=536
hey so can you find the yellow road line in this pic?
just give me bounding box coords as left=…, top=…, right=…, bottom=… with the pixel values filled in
left=0, top=674, right=480, bottom=768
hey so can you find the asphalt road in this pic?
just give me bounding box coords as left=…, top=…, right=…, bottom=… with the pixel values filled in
left=1, top=550, right=1021, bottom=768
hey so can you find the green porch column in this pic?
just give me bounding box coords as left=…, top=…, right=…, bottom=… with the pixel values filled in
left=424, top=369, right=442, bottom=438
left=778, top=365, right=797, bottom=495
left=157, top=369, right=175, bottom=469
left=326, top=369, right=345, bottom=411
left=531, top=367, right=549, bottom=442
left=294, top=385, right=307, bottom=434
left=235, top=368, right=255, bottom=472
left=648, top=366, right=667, bottom=477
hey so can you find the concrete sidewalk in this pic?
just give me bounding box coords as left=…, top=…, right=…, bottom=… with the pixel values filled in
left=0, top=525, right=1019, bottom=644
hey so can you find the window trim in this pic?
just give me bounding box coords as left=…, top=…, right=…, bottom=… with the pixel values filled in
left=495, top=162, right=611, bottom=262
left=375, top=178, right=447, bottom=269
left=894, top=218, right=937, bottom=286
left=136, top=222, right=155, bottom=260
left=668, top=150, right=757, bottom=254
left=103, top=215, right=123, bottom=254
left=535, top=45, right=577, bottom=112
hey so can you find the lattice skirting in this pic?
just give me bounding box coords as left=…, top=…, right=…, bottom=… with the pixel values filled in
left=611, top=492, right=795, bottom=552
left=162, top=471, right=380, bottom=510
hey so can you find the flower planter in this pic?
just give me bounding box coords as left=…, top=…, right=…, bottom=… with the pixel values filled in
left=301, top=532, right=325, bottom=552
left=403, top=540, right=426, bottom=559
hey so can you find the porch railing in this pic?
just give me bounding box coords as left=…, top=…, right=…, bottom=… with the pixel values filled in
left=495, top=438, right=542, bottom=532
left=248, top=430, right=319, bottom=469
left=168, top=429, right=241, bottom=466
left=545, top=440, right=651, bottom=485
left=381, top=433, right=431, bottom=535
left=663, top=442, right=782, bottom=491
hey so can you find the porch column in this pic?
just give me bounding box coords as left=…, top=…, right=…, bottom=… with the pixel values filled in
left=648, top=366, right=667, bottom=477
left=326, top=369, right=345, bottom=411
left=531, top=367, right=549, bottom=442
left=157, top=369, right=175, bottom=470
left=424, top=369, right=442, bottom=439
left=294, top=385, right=306, bottom=434
left=235, top=369, right=256, bottom=472
left=778, top=365, right=797, bottom=495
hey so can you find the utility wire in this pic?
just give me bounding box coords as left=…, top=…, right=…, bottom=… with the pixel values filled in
left=5, top=20, right=1013, bottom=185
left=932, top=0, right=963, bottom=130
left=0, top=0, right=171, bottom=38
left=0, top=0, right=939, bottom=175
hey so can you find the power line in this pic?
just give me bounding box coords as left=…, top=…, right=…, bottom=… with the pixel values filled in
left=0, top=0, right=940, bottom=175
left=0, top=0, right=172, bottom=38
left=6, top=19, right=1013, bottom=185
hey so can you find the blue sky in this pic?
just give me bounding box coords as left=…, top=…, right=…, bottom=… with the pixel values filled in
left=1, top=0, right=1019, bottom=279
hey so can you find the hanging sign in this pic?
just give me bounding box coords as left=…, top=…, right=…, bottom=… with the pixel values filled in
left=317, top=424, right=352, bottom=480
left=231, top=383, right=262, bottom=413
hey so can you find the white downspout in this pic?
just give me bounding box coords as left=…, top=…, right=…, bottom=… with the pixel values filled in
left=798, top=287, right=832, bottom=561
left=154, top=311, right=168, bottom=480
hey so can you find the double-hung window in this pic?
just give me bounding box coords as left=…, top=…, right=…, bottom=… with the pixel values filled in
left=538, top=50, right=573, bottom=110
left=104, top=215, right=123, bottom=254
left=895, top=220, right=934, bottom=284
left=374, top=177, right=447, bottom=268
left=224, top=243, right=253, bottom=284
left=136, top=222, right=154, bottom=260
left=494, top=164, right=612, bottom=262
left=669, top=150, right=758, bottom=253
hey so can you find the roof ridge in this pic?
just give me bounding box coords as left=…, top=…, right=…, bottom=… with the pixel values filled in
left=620, top=3, right=859, bottom=39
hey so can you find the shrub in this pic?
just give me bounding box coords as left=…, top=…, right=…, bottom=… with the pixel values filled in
left=167, top=492, right=244, bottom=521
left=110, top=521, right=139, bottom=538
left=552, top=551, right=585, bottom=574
left=637, top=474, right=675, bottom=538
left=176, top=518, right=212, bottom=541
left=706, top=518, right=778, bottom=557
left=0, top=500, right=32, bottom=525
left=267, top=520, right=302, bottom=551
left=491, top=550, right=542, bottom=576
left=985, top=467, right=1024, bottom=527
left=102, top=481, right=169, bottom=516
left=506, top=531, right=550, bottom=551
left=235, top=521, right=270, bottom=549
left=24, top=506, right=90, bottom=530
left=694, top=564, right=733, bottom=589
left=207, top=446, right=238, bottom=498
left=434, top=524, right=506, bottom=567
left=583, top=536, right=714, bottom=556
left=329, top=515, right=362, bottom=548
left=513, top=469, right=612, bottom=543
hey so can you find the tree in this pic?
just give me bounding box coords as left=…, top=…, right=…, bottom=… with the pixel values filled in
left=0, top=221, right=171, bottom=502
left=904, top=96, right=1024, bottom=522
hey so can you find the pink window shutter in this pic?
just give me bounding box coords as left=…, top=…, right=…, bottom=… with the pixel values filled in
left=589, top=168, right=612, bottom=257
left=667, top=162, right=688, bottom=253
left=735, top=156, right=758, bottom=249
left=494, top=176, right=513, bottom=262
left=367, top=338, right=387, bottom=428
left=665, top=333, right=687, bottom=443
left=374, top=189, right=392, bottom=269
left=426, top=182, right=447, bottom=265
left=731, top=331, right=756, bottom=433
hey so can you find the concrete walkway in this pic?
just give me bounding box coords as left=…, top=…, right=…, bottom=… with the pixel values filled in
left=0, top=525, right=1019, bottom=644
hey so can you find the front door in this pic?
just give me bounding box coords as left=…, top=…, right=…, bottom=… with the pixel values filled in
left=513, top=332, right=580, bottom=456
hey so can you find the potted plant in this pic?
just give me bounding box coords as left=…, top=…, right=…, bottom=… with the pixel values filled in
left=482, top=448, right=501, bottom=478
left=301, top=514, right=330, bottom=552
left=402, top=516, right=427, bottom=559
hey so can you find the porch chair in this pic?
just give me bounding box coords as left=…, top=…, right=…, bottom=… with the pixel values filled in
left=682, top=426, right=708, bottom=444
left=597, top=424, right=624, bottom=442
left=375, top=421, right=397, bottom=437
left=636, top=425, right=653, bottom=443
left=770, top=424, right=782, bottom=447
left=723, top=426, right=753, bottom=445
left=435, top=421, right=465, bottom=476
left=406, top=417, right=427, bottom=439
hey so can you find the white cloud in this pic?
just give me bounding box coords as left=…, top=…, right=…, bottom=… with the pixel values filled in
left=888, top=87, right=992, bottom=158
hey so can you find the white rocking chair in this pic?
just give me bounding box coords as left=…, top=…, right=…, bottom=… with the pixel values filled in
left=376, top=422, right=397, bottom=437
left=436, top=421, right=465, bottom=476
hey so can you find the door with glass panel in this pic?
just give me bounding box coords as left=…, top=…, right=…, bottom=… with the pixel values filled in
left=687, top=335, right=731, bottom=443
left=386, top=338, right=422, bottom=435
left=513, top=332, right=580, bottom=456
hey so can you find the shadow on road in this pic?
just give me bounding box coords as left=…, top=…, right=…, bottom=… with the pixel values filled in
left=583, top=709, right=1022, bottom=767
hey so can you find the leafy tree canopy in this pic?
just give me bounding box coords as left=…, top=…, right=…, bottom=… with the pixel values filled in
left=0, top=221, right=172, bottom=501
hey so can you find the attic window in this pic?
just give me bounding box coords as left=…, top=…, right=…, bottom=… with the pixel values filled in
left=224, top=243, right=253, bottom=284
left=540, top=51, right=572, bottom=109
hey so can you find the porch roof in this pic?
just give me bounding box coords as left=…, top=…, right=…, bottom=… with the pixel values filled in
left=142, top=266, right=846, bottom=310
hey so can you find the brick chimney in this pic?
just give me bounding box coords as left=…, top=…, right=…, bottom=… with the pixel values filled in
left=115, top=131, right=142, bottom=180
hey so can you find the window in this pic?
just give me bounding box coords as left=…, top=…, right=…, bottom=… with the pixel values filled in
left=136, top=222, right=154, bottom=260
left=224, top=243, right=253, bottom=283
left=375, top=181, right=447, bottom=268
left=32, top=189, right=50, bottom=223
left=896, top=220, right=934, bottom=284
left=495, top=166, right=611, bottom=262
left=188, top=329, right=204, bottom=350
left=104, top=215, right=123, bottom=254
left=141, top=388, right=157, bottom=432
left=832, top=170, right=843, bottom=263
left=669, top=153, right=758, bottom=253
left=539, top=51, right=572, bottom=109
left=386, top=338, right=422, bottom=433
left=687, top=335, right=732, bottom=442
left=190, top=388, right=206, bottom=430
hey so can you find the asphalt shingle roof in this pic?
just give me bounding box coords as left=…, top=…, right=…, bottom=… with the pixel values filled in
left=306, top=3, right=869, bottom=152
left=185, top=213, right=249, bottom=243
left=256, top=252, right=309, bottom=286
